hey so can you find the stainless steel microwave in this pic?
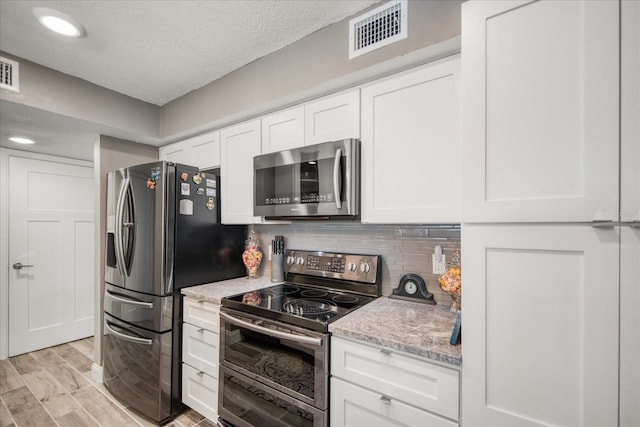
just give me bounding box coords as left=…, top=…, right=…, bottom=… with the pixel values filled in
left=253, top=139, right=360, bottom=219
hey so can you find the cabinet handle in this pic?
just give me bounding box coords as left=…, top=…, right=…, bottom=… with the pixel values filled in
left=197, top=328, right=205, bottom=333
left=197, top=371, right=205, bottom=377
left=380, top=348, right=392, bottom=355
left=591, top=220, right=617, bottom=228
left=379, top=395, right=392, bottom=405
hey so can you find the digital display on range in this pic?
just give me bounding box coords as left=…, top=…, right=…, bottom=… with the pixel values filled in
left=306, top=255, right=345, bottom=273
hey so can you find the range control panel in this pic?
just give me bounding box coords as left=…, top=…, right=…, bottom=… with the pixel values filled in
left=284, top=250, right=380, bottom=284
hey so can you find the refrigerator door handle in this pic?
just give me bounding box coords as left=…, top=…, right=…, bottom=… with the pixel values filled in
left=105, top=290, right=154, bottom=309
left=114, top=178, right=128, bottom=278
left=105, top=321, right=153, bottom=345
left=122, top=179, right=136, bottom=274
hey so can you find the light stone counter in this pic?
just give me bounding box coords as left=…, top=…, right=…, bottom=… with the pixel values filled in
left=329, top=297, right=462, bottom=367
left=181, top=276, right=281, bottom=305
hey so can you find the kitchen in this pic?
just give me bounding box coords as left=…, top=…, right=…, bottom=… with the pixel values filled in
left=1, top=1, right=638, bottom=427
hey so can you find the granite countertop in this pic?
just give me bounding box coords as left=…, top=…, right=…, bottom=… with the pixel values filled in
left=329, top=297, right=462, bottom=367
left=181, top=276, right=280, bottom=305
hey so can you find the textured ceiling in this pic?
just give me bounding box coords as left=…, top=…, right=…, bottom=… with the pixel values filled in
left=0, top=0, right=378, bottom=106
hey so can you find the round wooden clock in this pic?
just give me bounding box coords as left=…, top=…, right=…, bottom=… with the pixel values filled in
left=389, top=273, right=436, bottom=305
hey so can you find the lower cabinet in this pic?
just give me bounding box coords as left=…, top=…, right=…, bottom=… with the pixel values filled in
left=330, top=336, right=460, bottom=427
left=182, top=297, right=220, bottom=421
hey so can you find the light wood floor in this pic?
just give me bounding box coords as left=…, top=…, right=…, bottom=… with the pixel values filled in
left=0, top=337, right=214, bottom=427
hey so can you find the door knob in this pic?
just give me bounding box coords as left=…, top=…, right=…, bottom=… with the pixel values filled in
left=12, top=262, right=34, bottom=270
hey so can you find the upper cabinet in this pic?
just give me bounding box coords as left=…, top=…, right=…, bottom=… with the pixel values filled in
left=159, top=130, right=221, bottom=170
left=361, top=57, right=461, bottom=224
left=261, top=106, right=305, bottom=154
left=462, top=0, right=620, bottom=223
left=220, top=119, right=261, bottom=224
left=304, top=89, right=360, bottom=145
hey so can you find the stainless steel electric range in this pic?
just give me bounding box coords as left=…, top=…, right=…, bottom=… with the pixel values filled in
left=218, top=249, right=382, bottom=427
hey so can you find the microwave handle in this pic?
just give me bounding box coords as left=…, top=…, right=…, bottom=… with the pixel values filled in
left=333, top=148, right=343, bottom=210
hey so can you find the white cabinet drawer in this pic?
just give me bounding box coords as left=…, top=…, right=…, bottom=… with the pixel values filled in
left=331, top=336, right=459, bottom=421
left=182, top=363, right=218, bottom=421
left=331, top=377, right=457, bottom=427
left=183, top=297, right=219, bottom=331
left=182, top=322, right=219, bottom=378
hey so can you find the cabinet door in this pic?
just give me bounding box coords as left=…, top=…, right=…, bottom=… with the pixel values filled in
left=182, top=363, right=218, bottom=421
left=183, top=297, right=219, bottom=331
left=361, top=58, right=461, bottom=223
left=159, top=141, right=188, bottom=164
left=261, top=106, right=304, bottom=154
left=461, top=224, right=619, bottom=426
left=188, top=130, right=221, bottom=170
left=462, top=0, right=619, bottom=222
left=620, top=226, right=640, bottom=426
left=220, top=119, right=261, bottom=224
left=621, top=0, right=640, bottom=223
left=182, top=322, right=219, bottom=378
left=304, top=89, right=360, bottom=144
left=331, top=377, right=457, bottom=427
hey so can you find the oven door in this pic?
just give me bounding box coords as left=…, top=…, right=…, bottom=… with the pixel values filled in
left=219, top=365, right=326, bottom=427
left=219, top=308, right=328, bottom=410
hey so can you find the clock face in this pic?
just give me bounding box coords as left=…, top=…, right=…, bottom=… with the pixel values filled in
left=405, top=281, right=418, bottom=295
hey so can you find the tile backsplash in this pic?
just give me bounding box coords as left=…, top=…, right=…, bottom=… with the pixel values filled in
left=252, top=223, right=461, bottom=307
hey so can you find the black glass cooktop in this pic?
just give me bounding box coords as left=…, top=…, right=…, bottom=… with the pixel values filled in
left=221, top=283, right=375, bottom=332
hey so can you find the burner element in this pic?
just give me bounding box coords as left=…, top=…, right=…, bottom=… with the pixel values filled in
left=264, top=285, right=299, bottom=297
left=283, top=298, right=336, bottom=318
left=300, top=289, right=328, bottom=298
left=332, top=294, right=359, bottom=304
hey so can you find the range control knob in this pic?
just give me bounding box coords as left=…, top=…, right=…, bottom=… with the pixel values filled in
left=359, top=262, right=371, bottom=273
left=347, top=262, right=358, bottom=272
left=286, top=256, right=295, bottom=265
left=296, top=256, right=305, bottom=266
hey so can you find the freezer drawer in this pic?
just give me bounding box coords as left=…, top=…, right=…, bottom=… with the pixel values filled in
left=104, top=284, right=173, bottom=332
left=103, top=313, right=178, bottom=423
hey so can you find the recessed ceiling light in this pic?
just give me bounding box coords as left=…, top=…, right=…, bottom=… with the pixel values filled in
left=9, top=136, right=36, bottom=145
left=33, top=8, right=85, bottom=38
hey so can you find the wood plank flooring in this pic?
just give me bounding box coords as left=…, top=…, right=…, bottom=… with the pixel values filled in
left=0, top=338, right=214, bottom=427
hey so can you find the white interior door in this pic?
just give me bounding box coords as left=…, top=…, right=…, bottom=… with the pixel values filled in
left=8, top=155, right=94, bottom=356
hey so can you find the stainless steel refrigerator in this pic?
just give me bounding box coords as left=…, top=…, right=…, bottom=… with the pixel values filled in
left=103, top=161, right=246, bottom=424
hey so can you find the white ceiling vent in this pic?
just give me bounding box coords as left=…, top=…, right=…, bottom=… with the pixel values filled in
left=0, top=57, right=20, bottom=93
left=349, top=0, right=408, bottom=59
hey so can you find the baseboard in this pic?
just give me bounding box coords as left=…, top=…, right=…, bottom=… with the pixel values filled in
left=91, top=363, right=104, bottom=383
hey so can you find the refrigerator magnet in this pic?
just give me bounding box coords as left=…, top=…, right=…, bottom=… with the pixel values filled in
left=181, top=183, right=190, bottom=196
left=179, top=199, right=193, bottom=215
left=206, top=178, right=216, bottom=188
left=192, top=174, right=203, bottom=185
left=180, top=172, right=188, bottom=182
left=206, top=197, right=215, bottom=210
left=196, top=187, right=205, bottom=196
left=206, top=188, right=216, bottom=197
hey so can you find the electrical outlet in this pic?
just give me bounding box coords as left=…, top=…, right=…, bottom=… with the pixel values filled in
left=432, top=253, right=446, bottom=275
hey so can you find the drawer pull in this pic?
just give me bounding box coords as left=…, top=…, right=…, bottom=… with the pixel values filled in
left=380, top=348, right=392, bottom=355
left=197, top=328, right=205, bottom=333
left=379, top=395, right=392, bottom=405
left=197, top=371, right=205, bottom=377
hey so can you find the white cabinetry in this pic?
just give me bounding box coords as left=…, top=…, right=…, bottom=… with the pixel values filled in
left=220, top=119, right=261, bottom=224
left=159, top=130, right=221, bottom=170
left=461, top=1, right=639, bottom=426
left=181, top=297, right=220, bottom=421
left=304, top=89, right=360, bottom=144
left=461, top=225, right=619, bottom=426
left=461, top=0, right=619, bottom=223
left=331, top=336, right=459, bottom=427
left=261, top=106, right=305, bottom=154
left=361, top=58, right=460, bottom=223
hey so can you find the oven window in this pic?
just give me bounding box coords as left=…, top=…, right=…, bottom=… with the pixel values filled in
left=223, top=323, right=316, bottom=400
left=222, top=368, right=318, bottom=427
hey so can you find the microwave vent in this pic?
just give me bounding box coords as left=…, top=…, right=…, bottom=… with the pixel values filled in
left=0, top=56, right=19, bottom=93
left=349, top=0, right=408, bottom=59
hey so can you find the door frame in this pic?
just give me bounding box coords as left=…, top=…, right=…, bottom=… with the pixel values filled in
left=0, top=148, right=94, bottom=359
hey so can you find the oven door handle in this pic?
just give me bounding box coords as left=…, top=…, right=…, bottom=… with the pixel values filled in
left=220, top=312, right=323, bottom=346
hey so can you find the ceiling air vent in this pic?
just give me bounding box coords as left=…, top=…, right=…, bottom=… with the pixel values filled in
left=0, top=56, right=20, bottom=93
left=349, top=0, right=408, bottom=59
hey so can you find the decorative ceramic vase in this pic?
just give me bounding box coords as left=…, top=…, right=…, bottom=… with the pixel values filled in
left=242, top=231, right=263, bottom=279
left=438, top=251, right=461, bottom=312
